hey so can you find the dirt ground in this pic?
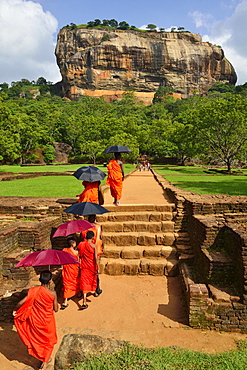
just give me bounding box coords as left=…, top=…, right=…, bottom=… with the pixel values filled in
left=0, top=170, right=246, bottom=370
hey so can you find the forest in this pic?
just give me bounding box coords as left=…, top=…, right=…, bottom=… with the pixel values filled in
left=1, top=79, right=247, bottom=171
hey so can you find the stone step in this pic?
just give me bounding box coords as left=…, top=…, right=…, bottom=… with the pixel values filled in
left=99, top=257, right=179, bottom=276
left=97, top=211, right=174, bottom=222
left=101, top=221, right=174, bottom=233
left=102, top=232, right=175, bottom=246
left=102, top=204, right=175, bottom=213
left=103, top=245, right=178, bottom=259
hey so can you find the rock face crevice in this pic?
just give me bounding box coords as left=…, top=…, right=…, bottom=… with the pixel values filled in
left=55, top=28, right=237, bottom=99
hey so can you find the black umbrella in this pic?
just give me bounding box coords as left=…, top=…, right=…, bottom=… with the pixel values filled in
left=73, top=166, right=106, bottom=182
left=103, top=145, right=132, bottom=154
left=64, top=202, right=110, bottom=216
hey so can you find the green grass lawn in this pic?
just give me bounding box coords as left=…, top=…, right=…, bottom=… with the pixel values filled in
left=153, top=166, right=247, bottom=196
left=71, top=341, right=247, bottom=370
left=0, top=164, right=135, bottom=197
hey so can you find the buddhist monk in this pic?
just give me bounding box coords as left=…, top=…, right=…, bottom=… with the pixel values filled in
left=78, top=230, right=99, bottom=310
left=77, top=180, right=100, bottom=204
left=80, top=215, right=104, bottom=257
left=106, top=152, right=124, bottom=206
left=61, top=238, right=80, bottom=309
left=13, top=270, right=58, bottom=370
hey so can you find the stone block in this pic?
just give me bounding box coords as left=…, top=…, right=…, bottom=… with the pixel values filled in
left=134, top=212, right=149, bottom=221
left=113, top=234, right=138, bottom=246
left=149, top=261, right=166, bottom=276
left=161, top=246, right=177, bottom=258
left=140, top=260, right=149, bottom=274
left=135, top=222, right=149, bottom=232
left=123, top=222, right=135, bottom=232
left=165, top=260, right=179, bottom=277
left=161, top=221, right=174, bottom=232
left=147, top=222, right=162, bottom=233
left=149, top=212, right=161, bottom=222
left=156, top=233, right=175, bottom=246
left=103, top=246, right=122, bottom=259
left=124, top=260, right=140, bottom=275
left=161, top=212, right=173, bottom=221
left=121, top=247, right=143, bottom=259
left=143, top=247, right=161, bottom=258
left=105, top=260, right=125, bottom=275
left=98, top=258, right=107, bottom=274
left=155, top=204, right=175, bottom=212
left=101, top=223, right=123, bottom=233
left=137, top=233, right=156, bottom=246
left=108, top=213, right=135, bottom=222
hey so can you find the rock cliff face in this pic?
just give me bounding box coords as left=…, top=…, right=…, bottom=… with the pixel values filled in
left=55, top=28, right=237, bottom=99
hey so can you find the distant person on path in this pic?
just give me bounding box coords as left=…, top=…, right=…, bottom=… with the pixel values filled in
left=147, top=161, right=151, bottom=171
left=78, top=230, right=99, bottom=310
left=106, top=153, right=124, bottom=206
left=61, top=238, right=80, bottom=309
left=13, top=270, right=58, bottom=370
left=77, top=181, right=100, bottom=204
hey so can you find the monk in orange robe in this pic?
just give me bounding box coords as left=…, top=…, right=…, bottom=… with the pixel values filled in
left=77, top=181, right=100, bottom=203
left=61, top=238, right=80, bottom=309
left=106, top=153, right=124, bottom=206
left=13, top=270, right=58, bottom=370
left=80, top=215, right=103, bottom=257
left=78, top=230, right=98, bottom=310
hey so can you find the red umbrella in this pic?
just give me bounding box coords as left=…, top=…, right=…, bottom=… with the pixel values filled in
left=52, top=219, right=95, bottom=238
left=15, top=249, right=80, bottom=268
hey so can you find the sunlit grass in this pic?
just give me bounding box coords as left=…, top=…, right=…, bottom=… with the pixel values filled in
left=153, top=166, right=247, bottom=196
left=0, top=164, right=135, bottom=197
left=71, top=340, right=247, bottom=370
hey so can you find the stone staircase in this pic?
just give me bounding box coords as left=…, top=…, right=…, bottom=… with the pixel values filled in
left=97, top=204, right=180, bottom=276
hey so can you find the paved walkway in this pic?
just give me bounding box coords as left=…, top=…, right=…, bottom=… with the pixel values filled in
left=104, top=169, right=169, bottom=205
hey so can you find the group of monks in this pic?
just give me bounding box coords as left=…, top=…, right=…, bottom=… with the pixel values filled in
left=13, top=153, right=125, bottom=369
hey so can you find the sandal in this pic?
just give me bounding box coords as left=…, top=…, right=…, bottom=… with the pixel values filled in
left=60, top=304, right=69, bottom=310
left=79, top=304, right=88, bottom=310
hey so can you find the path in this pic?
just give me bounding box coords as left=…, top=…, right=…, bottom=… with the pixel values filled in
left=103, top=169, right=169, bottom=205
left=0, top=170, right=246, bottom=370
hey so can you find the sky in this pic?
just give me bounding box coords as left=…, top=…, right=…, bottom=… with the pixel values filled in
left=0, top=0, right=247, bottom=85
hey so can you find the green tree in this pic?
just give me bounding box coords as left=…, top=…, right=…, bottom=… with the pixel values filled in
left=80, top=140, right=104, bottom=165
left=108, top=19, right=118, bottom=28
left=147, top=24, right=157, bottom=31
left=153, top=86, right=176, bottom=103
left=93, top=19, right=101, bottom=26
left=118, top=21, right=129, bottom=30
left=190, top=96, right=247, bottom=171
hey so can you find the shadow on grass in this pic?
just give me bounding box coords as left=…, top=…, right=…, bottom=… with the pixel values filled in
left=173, top=178, right=247, bottom=196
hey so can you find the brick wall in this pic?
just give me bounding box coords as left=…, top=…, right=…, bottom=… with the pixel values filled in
left=153, top=171, right=247, bottom=331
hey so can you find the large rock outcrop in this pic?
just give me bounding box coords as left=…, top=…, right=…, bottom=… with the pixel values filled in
left=55, top=28, right=237, bottom=100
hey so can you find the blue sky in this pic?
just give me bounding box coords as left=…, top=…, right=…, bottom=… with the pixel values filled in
left=0, top=0, right=247, bottom=85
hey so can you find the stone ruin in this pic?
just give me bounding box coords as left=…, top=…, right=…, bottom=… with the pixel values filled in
left=0, top=171, right=247, bottom=333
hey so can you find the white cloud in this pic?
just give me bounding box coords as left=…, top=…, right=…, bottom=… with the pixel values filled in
left=189, top=11, right=213, bottom=29
left=194, top=1, right=247, bottom=84
left=0, top=0, right=61, bottom=84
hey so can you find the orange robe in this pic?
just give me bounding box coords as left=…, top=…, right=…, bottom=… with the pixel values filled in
left=78, top=241, right=97, bottom=293
left=62, top=248, right=80, bottom=299
left=106, top=159, right=123, bottom=200
left=78, top=181, right=99, bottom=204
left=81, top=223, right=103, bottom=256
left=14, top=286, right=57, bottom=363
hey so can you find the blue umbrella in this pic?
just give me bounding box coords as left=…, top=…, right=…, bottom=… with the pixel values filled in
left=73, top=166, right=106, bottom=182
left=64, top=202, right=110, bottom=216
left=103, top=145, right=132, bottom=153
